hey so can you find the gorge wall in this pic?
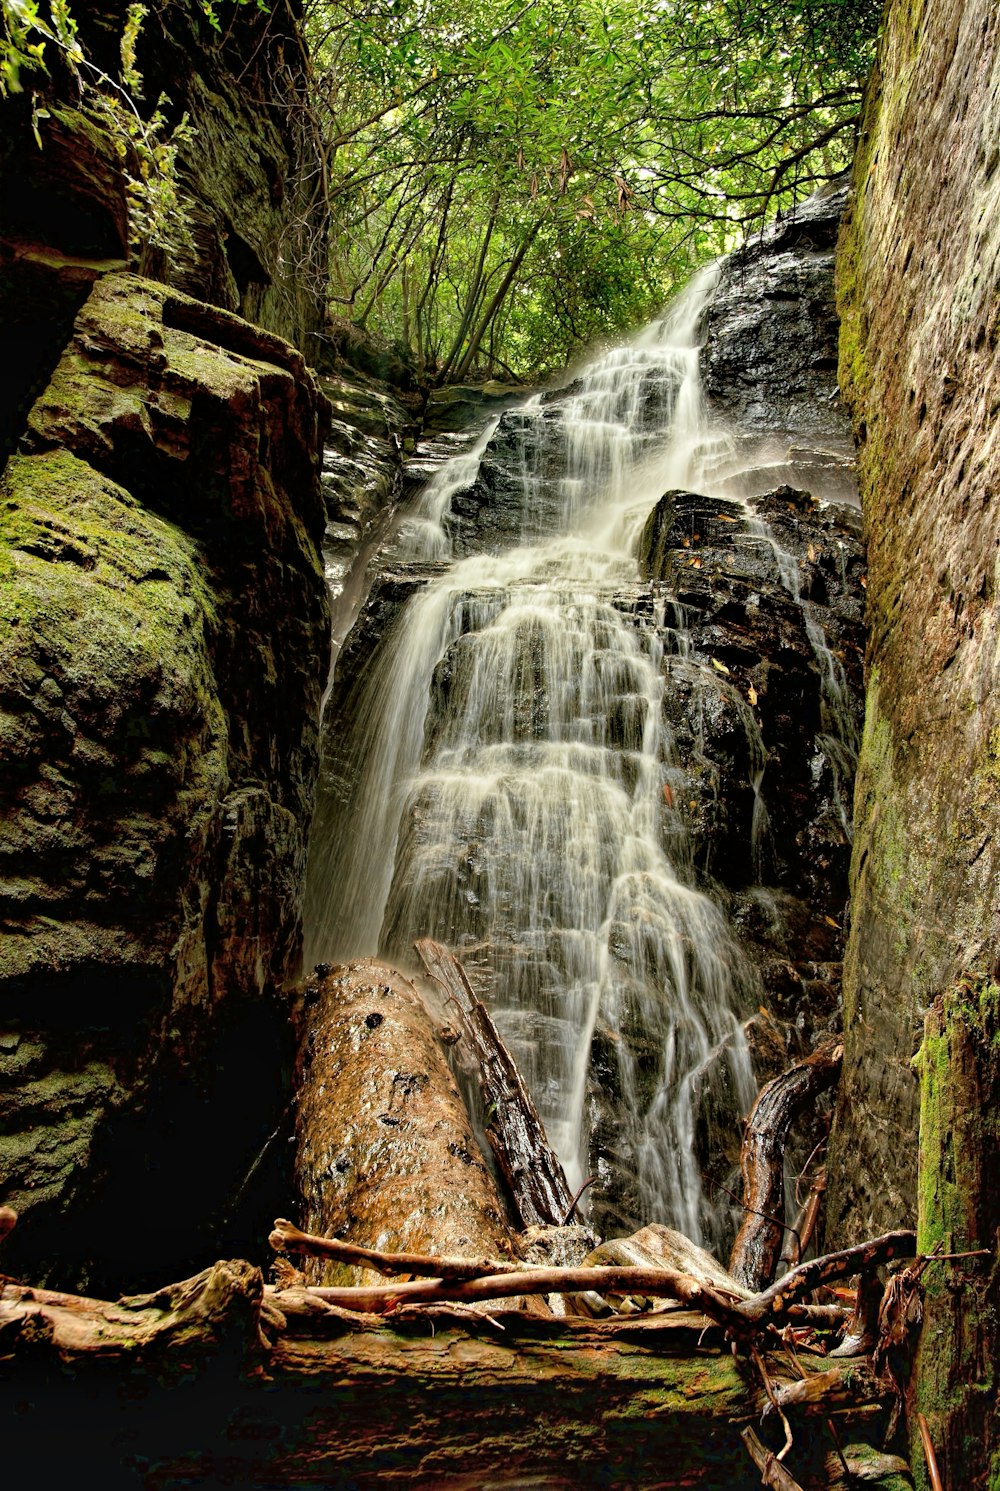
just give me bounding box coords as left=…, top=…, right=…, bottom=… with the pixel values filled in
left=0, top=2, right=345, bottom=1290
left=828, top=0, right=1000, bottom=1480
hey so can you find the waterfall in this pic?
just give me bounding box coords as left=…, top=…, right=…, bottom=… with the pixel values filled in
left=306, top=266, right=777, bottom=1248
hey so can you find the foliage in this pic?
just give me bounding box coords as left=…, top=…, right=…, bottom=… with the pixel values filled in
left=304, top=0, right=880, bottom=381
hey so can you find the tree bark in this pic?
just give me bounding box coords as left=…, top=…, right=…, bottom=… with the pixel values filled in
left=415, top=937, right=574, bottom=1227
left=291, top=960, right=514, bottom=1285
left=729, top=1041, right=843, bottom=1290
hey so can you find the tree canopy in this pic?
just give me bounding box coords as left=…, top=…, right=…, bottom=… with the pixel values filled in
left=304, top=0, right=880, bottom=381
left=1, top=0, right=881, bottom=381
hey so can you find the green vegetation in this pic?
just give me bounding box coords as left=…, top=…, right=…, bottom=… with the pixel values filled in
left=304, top=0, right=881, bottom=379
left=3, top=0, right=880, bottom=375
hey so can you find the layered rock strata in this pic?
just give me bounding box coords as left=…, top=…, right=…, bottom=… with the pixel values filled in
left=0, top=273, right=330, bottom=1288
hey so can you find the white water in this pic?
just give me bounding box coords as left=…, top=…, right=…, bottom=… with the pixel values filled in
left=307, top=268, right=813, bottom=1245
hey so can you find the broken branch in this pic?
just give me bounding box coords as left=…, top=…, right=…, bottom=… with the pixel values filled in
left=270, top=1218, right=520, bottom=1280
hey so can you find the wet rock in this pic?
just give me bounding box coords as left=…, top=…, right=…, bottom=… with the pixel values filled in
left=293, top=960, right=514, bottom=1284
left=0, top=272, right=330, bottom=1289
left=703, top=180, right=857, bottom=503
left=639, top=484, right=865, bottom=911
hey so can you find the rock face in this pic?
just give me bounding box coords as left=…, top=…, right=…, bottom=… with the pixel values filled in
left=639, top=485, right=865, bottom=919
left=703, top=182, right=858, bottom=504
left=826, top=0, right=1000, bottom=1478
left=78, top=0, right=327, bottom=353
left=0, top=0, right=327, bottom=473
left=0, top=273, right=330, bottom=1289
left=826, top=0, right=1000, bottom=1241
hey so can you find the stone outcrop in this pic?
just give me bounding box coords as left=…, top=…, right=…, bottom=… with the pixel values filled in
left=827, top=0, right=1000, bottom=1239
left=0, top=0, right=327, bottom=475
left=826, top=0, right=1000, bottom=1479
left=639, top=485, right=864, bottom=915
left=79, top=0, right=327, bottom=353
left=0, top=273, right=330, bottom=1289
left=704, top=181, right=858, bottom=504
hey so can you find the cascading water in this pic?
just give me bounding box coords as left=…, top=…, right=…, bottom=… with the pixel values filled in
left=305, top=267, right=816, bottom=1248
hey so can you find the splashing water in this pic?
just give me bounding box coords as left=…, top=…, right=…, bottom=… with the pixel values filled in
left=306, top=267, right=768, bottom=1247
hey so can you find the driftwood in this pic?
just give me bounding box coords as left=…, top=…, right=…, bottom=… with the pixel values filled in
left=729, top=1041, right=843, bottom=1290
left=415, top=936, right=574, bottom=1226
left=273, top=1222, right=915, bottom=1340
left=269, top=1217, right=522, bottom=1279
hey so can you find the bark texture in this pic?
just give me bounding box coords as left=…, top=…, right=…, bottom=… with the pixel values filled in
left=292, top=961, right=514, bottom=1284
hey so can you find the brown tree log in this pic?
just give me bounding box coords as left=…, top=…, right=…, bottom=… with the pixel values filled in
left=291, top=960, right=514, bottom=1285
left=1, top=1269, right=756, bottom=1489
left=740, top=1427, right=806, bottom=1490
left=415, top=936, right=574, bottom=1226
left=729, top=1041, right=843, bottom=1290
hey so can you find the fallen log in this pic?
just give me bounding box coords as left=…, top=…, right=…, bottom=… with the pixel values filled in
left=415, top=936, right=574, bottom=1226
left=1, top=1248, right=913, bottom=1489
left=291, top=960, right=515, bottom=1285
left=729, top=1040, right=843, bottom=1290
left=0, top=1266, right=755, bottom=1489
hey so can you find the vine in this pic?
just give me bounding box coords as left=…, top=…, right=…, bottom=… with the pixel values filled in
left=0, top=1, right=216, bottom=262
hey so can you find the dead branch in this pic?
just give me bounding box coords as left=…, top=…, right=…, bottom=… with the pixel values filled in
left=737, top=1230, right=916, bottom=1325
left=917, top=1412, right=944, bottom=1491
left=729, top=1042, right=843, bottom=1290
left=270, top=1218, right=520, bottom=1279
left=740, top=1426, right=806, bottom=1490
left=306, top=1261, right=743, bottom=1323
left=415, top=937, right=574, bottom=1227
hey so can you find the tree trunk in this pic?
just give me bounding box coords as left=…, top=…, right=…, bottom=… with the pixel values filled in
left=912, top=983, right=1000, bottom=1490
left=291, top=961, right=514, bottom=1285
left=415, top=937, right=574, bottom=1227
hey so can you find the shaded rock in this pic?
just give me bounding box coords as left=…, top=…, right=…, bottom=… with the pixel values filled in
left=703, top=180, right=857, bottom=504
left=826, top=0, right=1000, bottom=1248
left=639, top=485, right=865, bottom=910
left=0, top=101, right=130, bottom=468
left=0, top=272, right=330, bottom=1289
left=293, top=960, right=514, bottom=1285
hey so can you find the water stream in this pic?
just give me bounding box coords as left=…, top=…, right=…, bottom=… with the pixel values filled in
left=305, top=265, right=852, bottom=1248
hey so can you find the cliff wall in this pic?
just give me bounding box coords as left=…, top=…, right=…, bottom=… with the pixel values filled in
left=828, top=0, right=1000, bottom=1240
left=0, top=4, right=335, bottom=1290
left=828, top=1, right=1000, bottom=1480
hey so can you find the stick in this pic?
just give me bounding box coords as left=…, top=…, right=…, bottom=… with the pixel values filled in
left=307, top=1262, right=743, bottom=1322
left=736, top=1230, right=917, bottom=1325
left=740, top=1426, right=806, bottom=1490
left=415, top=937, right=574, bottom=1227
left=729, top=1043, right=842, bottom=1290
left=270, top=1219, right=521, bottom=1280
left=917, top=1413, right=944, bottom=1491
